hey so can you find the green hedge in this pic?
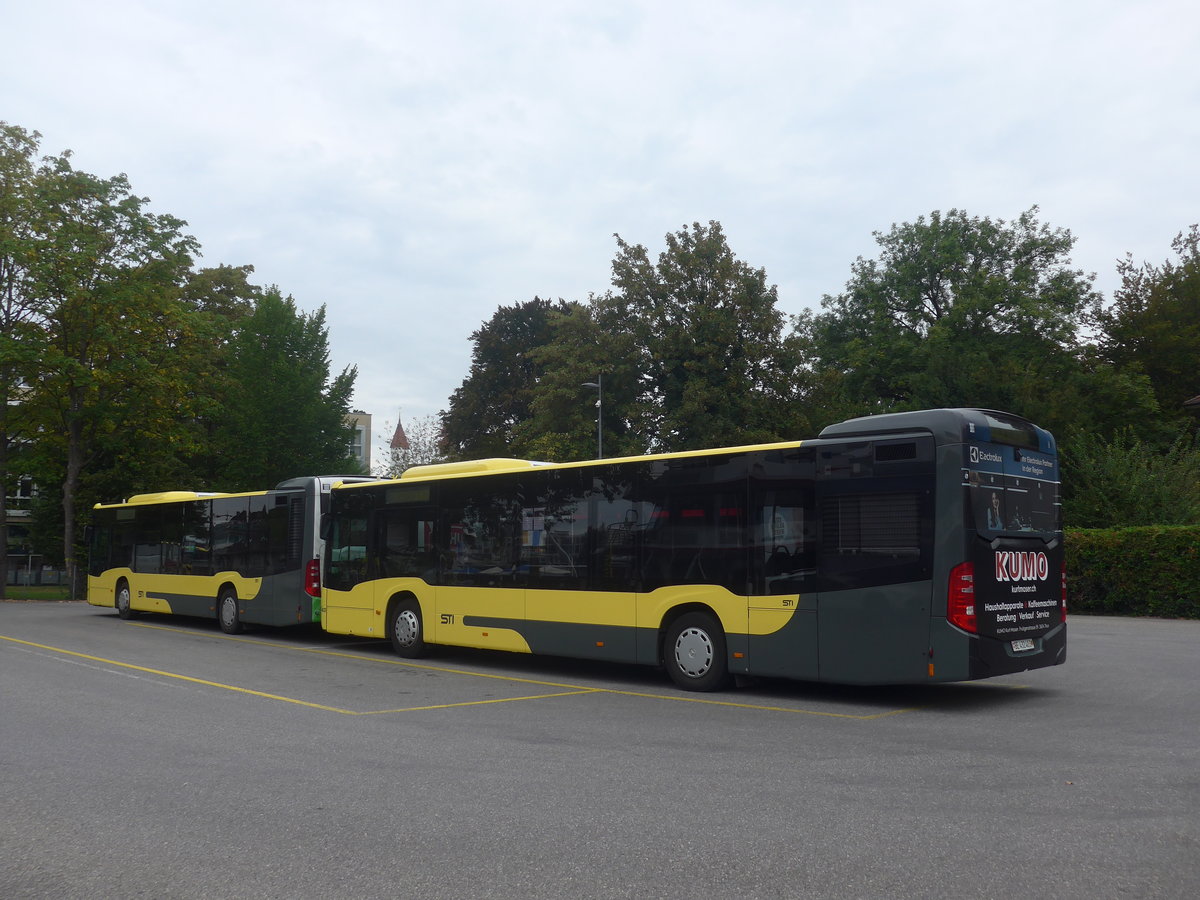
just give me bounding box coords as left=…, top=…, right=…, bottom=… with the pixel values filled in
left=1065, top=526, right=1200, bottom=618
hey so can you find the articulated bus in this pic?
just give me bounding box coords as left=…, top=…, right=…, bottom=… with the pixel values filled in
left=321, top=408, right=1066, bottom=691
left=87, top=476, right=375, bottom=633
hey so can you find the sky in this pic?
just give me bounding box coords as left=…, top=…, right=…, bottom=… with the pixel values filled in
left=5, top=0, right=1198, bottom=465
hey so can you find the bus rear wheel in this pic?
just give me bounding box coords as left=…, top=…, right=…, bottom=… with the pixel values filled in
left=218, top=589, right=242, bottom=635
left=389, top=599, right=425, bottom=658
left=664, top=611, right=731, bottom=692
left=115, top=582, right=134, bottom=620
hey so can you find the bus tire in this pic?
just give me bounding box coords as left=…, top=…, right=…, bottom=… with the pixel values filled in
left=115, top=581, right=134, bottom=620
left=664, top=611, right=731, bottom=692
left=389, top=598, right=425, bottom=659
left=218, top=588, right=242, bottom=635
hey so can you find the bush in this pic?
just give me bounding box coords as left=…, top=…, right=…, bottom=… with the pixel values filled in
left=1065, top=526, right=1200, bottom=618
left=1061, top=428, right=1200, bottom=528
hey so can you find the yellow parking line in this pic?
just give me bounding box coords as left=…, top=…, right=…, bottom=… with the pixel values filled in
left=3, top=630, right=919, bottom=719
left=357, top=689, right=602, bottom=715
left=2, top=635, right=351, bottom=713
left=297, top=645, right=918, bottom=719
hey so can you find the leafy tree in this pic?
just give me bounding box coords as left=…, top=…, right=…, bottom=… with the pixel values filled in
left=1098, top=225, right=1200, bottom=427
left=0, top=123, right=41, bottom=592
left=441, top=297, right=574, bottom=459
left=19, top=149, right=199, bottom=592
left=173, top=264, right=261, bottom=485
left=209, top=289, right=358, bottom=490
left=801, top=207, right=1155, bottom=439
left=508, top=301, right=644, bottom=461
left=601, top=221, right=807, bottom=452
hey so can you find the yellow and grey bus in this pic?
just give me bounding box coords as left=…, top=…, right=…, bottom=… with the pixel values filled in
left=321, top=408, right=1066, bottom=690
left=87, top=476, right=376, bottom=633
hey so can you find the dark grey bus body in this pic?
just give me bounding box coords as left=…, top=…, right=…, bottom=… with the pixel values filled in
left=816, top=409, right=1065, bottom=684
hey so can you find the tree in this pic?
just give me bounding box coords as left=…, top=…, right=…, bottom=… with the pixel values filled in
left=801, top=207, right=1155, bottom=439
left=1099, top=225, right=1200, bottom=427
left=441, top=297, right=574, bottom=459
left=601, top=221, right=807, bottom=451
left=511, top=300, right=643, bottom=461
left=19, top=149, right=199, bottom=592
left=209, top=289, right=358, bottom=490
left=0, top=123, right=42, bottom=593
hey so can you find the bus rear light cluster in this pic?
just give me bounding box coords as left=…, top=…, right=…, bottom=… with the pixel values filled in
left=305, top=559, right=321, bottom=597
left=1061, top=563, right=1068, bottom=622
left=948, top=561, right=977, bottom=634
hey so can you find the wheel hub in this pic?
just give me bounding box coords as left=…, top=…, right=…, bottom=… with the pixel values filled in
left=674, top=626, right=714, bottom=678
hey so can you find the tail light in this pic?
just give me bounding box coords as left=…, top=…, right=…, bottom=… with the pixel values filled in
left=305, top=559, right=321, bottom=597
left=1061, top=563, right=1068, bottom=622
left=948, top=561, right=977, bottom=633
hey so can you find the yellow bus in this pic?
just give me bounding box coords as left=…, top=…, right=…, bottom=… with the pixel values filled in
left=321, top=409, right=1067, bottom=691
left=87, top=476, right=375, bottom=632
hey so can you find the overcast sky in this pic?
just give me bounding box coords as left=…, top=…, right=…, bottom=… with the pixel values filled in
left=5, top=0, right=1198, bottom=462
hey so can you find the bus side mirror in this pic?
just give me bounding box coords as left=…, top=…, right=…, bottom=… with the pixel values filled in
left=319, top=514, right=332, bottom=542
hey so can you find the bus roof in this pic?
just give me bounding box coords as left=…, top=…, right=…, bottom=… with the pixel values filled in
left=338, top=439, right=809, bottom=492
left=95, top=491, right=234, bottom=508
left=819, top=408, right=1054, bottom=453
left=399, top=458, right=556, bottom=479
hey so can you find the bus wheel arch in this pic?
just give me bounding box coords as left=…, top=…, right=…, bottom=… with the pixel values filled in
left=387, top=593, right=426, bottom=659
left=662, top=607, right=732, bottom=692
left=115, top=579, right=134, bottom=619
left=217, top=584, right=242, bottom=635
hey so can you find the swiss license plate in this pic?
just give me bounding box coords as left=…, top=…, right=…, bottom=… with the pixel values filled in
left=1011, top=638, right=1036, bottom=652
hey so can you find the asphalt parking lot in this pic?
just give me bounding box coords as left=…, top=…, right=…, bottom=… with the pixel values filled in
left=2, top=602, right=1198, bottom=899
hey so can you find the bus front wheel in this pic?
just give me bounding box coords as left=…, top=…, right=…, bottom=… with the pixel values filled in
left=218, top=589, right=242, bottom=635
left=664, top=611, right=731, bottom=692
left=389, top=599, right=426, bottom=659
left=115, top=582, right=134, bottom=620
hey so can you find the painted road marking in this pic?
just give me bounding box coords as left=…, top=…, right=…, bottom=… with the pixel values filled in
left=2, top=629, right=923, bottom=719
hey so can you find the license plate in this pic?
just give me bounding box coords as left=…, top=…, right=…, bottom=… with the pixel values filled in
left=1011, top=638, right=1036, bottom=652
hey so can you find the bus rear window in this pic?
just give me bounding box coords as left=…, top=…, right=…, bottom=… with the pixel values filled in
left=969, top=474, right=1060, bottom=536
left=982, top=412, right=1040, bottom=450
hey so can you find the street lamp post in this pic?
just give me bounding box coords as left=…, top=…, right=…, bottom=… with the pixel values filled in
left=581, top=375, right=603, bottom=459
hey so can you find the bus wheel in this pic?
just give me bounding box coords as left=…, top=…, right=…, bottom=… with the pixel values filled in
left=218, top=589, right=242, bottom=635
left=115, top=582, right=134, bottom=620
left=389, top=599, right=425, bottom=659
left=665, top=611, right=731, bottom=692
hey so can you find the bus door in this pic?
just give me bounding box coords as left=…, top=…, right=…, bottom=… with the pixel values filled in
left=372, top=494, right=438, bottom=630
left=965, top=443, right=1065, bottom=676
left=745, top=448, right=819, bottom=682
left=323, top=490, right=376, bottom=637
left=435, top=476, right=527, bottom=652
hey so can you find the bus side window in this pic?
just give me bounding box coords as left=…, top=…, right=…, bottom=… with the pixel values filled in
left=441, top=475, right=521, bottom=587
left=753, top=492, right=815, bottom=595
left=376, top=507, right=436, bottom=581
left=750, top=448, right=817, bottom=596
left=521, top=468, right=590, bottom=591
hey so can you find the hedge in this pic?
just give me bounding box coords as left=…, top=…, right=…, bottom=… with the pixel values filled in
left=1065, top=526, right=1200, bottom=618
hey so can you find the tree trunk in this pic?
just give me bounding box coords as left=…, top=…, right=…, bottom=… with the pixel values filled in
left=62, top=414, right=84, bottom=600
